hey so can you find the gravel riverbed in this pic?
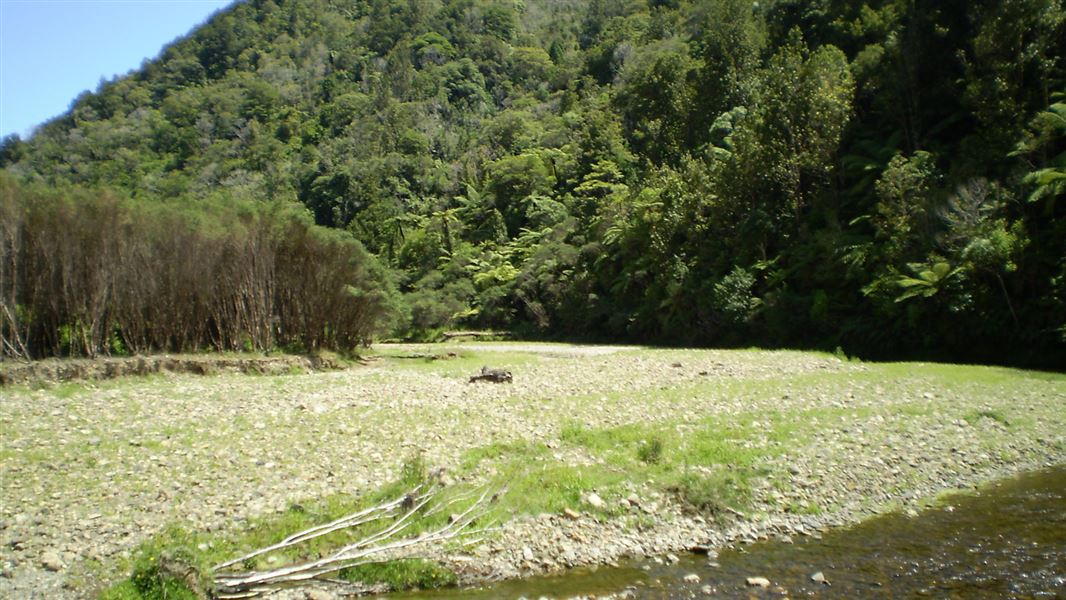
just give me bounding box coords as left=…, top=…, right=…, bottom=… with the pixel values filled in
left=1, top=344, right=1063, bottom=599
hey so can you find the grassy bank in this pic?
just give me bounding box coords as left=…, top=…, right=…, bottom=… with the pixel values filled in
left=1, top=344, right=1062, bottom=598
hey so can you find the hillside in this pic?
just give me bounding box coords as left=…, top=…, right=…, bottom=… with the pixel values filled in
left=2, top=0, right=1065, bottom=365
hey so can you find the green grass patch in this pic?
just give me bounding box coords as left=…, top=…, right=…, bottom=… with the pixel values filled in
left=459, top=440, right=549, bottom=471
left=963, top=408, right=1011, bottom=427
left=339, top=558, right=457, bottom=589
left=553, top=416, right=779, bottom=515
left=98, top=525, right=215, bottom=600
left=493, top=462, right=626, bottom=518
left=669, top=470, right=752, bottom=514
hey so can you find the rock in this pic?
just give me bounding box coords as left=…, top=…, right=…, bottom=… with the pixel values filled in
left=304, top=590, right=336, bottom=600
left=684, top=573, right=701, bottom=583
left=665, top=553, right=679, bottom=564
left=585, top=493, right=605, bottom=509
left=701, top=584, right=715, bottom=595
left=562, top=508, right=581, bottom=520
left=811, top=571, right=829, bottom=585
left=746, top=577, right=771, bottom=588
left=626, top=493, right=641, bottom=507
left=40, top=551, right=64, bottom=572
left=522, top=546, right=534, bottom=561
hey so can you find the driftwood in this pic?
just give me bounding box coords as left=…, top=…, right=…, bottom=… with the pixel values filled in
left=441, top=330, right=512, bottom=339
left=211, top=485, right=496, bottom=599
left=389, top=352, right=459, bottom=361
left=468, top=366, right=513, bottom=383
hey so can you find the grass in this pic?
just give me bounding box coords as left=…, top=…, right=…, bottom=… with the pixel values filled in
left=637, top=437, right=664, bottom=464
left=339, top=558, right=457, bottom=589
left=553, top=415, right=782, bottom=515
left=459, top=440, right=549, bottom=471
left=963, top=408, right=1011, bottom=427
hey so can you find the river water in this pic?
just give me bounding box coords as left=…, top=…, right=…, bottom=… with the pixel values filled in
left=390, top=466, right=1066, bottom=599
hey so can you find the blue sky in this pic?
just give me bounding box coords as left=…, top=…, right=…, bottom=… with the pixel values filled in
left=1, top=0, right=233, bottom=139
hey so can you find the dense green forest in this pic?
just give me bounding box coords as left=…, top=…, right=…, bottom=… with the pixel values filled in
left=1, top=0, right=1064, bottom=365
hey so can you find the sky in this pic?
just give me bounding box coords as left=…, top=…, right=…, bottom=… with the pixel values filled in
left=1, top=0, right=234, bottom=139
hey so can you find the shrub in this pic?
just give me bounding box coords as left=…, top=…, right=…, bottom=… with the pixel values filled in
left=0, top=175, right=398, bottom=359
left=636, top=437, right=664, bottom=464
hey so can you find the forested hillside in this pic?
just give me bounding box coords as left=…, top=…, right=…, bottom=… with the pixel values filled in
left=2, top=0, right=1064, bottom=365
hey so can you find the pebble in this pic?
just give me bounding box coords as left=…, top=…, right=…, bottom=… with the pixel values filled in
left=811, top=571, right=828, bottom=584
left=683, top=573, right=700, bottom=583
left=40, top=551, right=64, bottom=572
left=746, top=576, right=771, bottom=588
left=585, top=493, right=605, bottom=509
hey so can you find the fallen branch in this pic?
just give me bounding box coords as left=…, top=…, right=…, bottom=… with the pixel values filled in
left=212, top=485, right=496, bottom=598
left=212, top=486, right=424, bottom=572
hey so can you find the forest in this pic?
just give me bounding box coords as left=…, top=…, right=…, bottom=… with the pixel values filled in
left=1, top=0, right=1064, bottom=366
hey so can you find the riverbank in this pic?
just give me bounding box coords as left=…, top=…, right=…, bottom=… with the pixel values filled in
left=0, top=344, right=1063, bottom=598
left=0, top=353, right=349, bottom=386
left=414, top=464, right=1066, bottom=600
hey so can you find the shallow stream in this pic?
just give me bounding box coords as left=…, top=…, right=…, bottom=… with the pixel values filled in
left=391, top=466, right=1066, bottom=599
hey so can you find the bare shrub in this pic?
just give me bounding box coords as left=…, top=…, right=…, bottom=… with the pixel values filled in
left=0, top=174, right=396, bottom=359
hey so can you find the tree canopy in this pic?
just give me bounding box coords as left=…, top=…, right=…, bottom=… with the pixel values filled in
left=2, top=0, right=1064, bottom=366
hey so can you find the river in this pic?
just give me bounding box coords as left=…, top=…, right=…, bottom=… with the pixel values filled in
left=389, top=466, right=1066, bottom=599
